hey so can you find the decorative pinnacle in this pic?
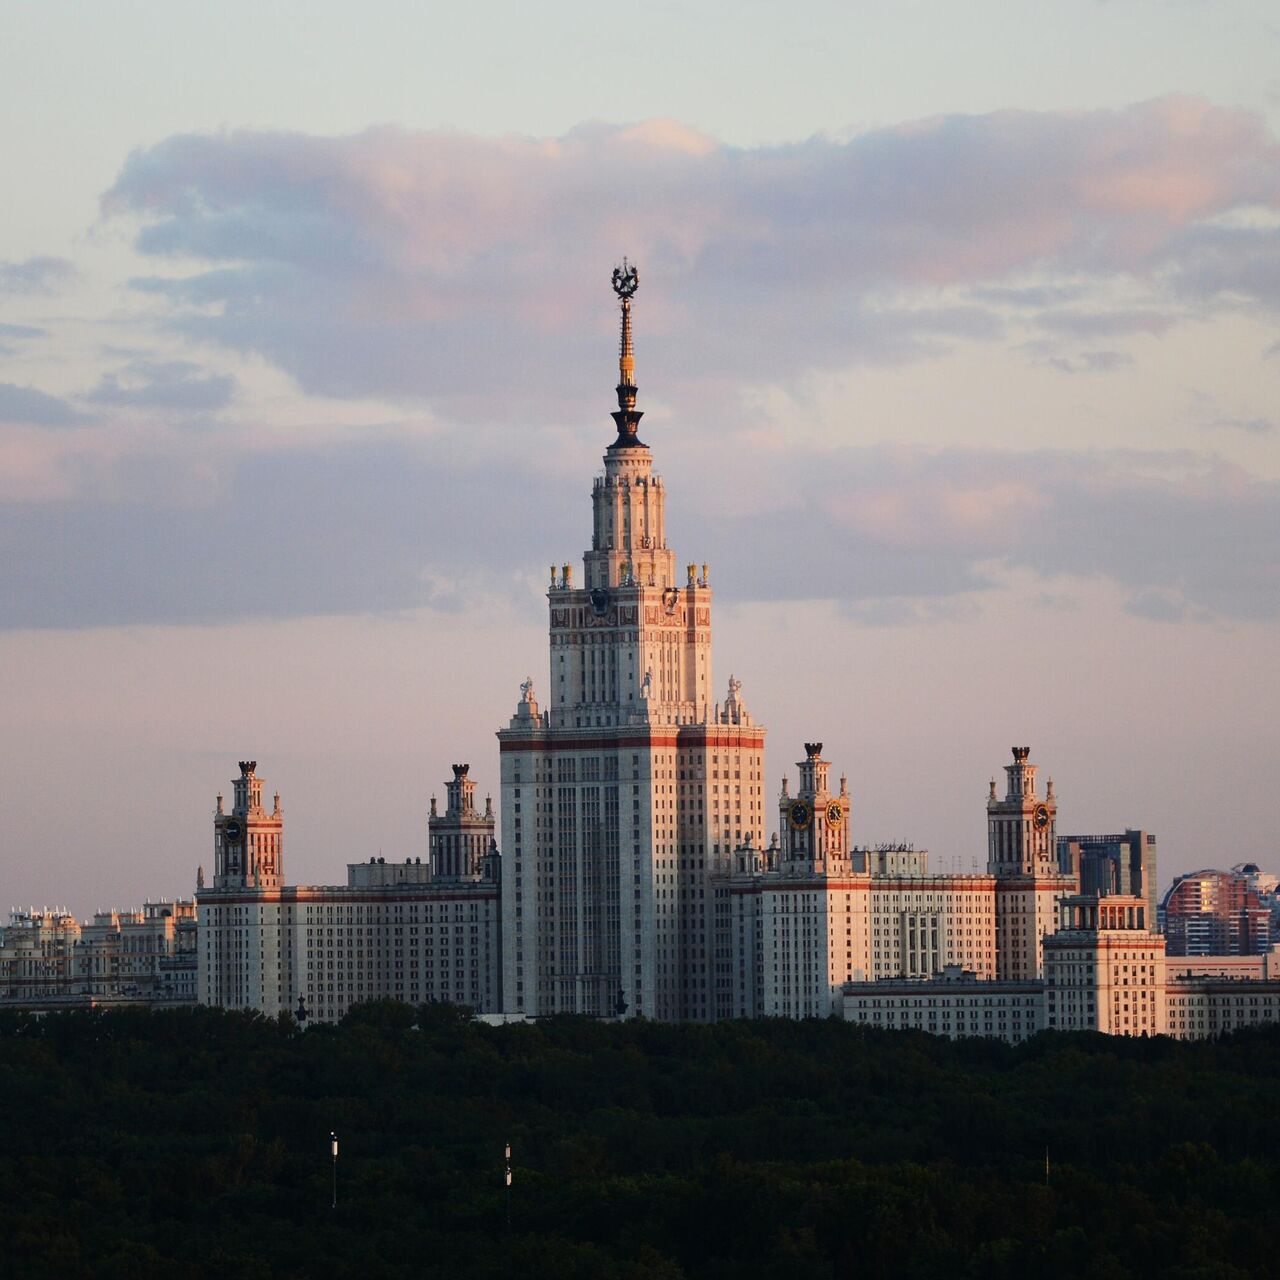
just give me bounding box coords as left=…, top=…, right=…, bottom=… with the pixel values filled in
left=612, top=258, right=639, bottom=300
left=609, top=259, right=646, bottom=449
left=613, top=258, right=639, bottom=405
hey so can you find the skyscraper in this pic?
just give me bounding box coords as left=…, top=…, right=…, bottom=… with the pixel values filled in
left=498, top=263, right=766, bottom=1021
left=1161, top=868, right=1275, bottom=956
left=1057, top=829, right=1158, bottom=924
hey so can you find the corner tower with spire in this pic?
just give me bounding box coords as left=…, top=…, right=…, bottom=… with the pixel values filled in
left=498, top=263, right=767, bottom=1022
left=987, top=746, right=1078, bottom=980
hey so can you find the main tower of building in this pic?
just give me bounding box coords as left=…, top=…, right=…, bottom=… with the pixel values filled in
left=498, top=264, right=766, bottom=1021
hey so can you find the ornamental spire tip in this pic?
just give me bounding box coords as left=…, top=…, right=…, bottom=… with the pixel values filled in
left=609, top=258, right=645, bottom=450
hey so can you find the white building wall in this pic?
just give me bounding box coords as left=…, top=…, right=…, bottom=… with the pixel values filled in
left=842, top=977, right=1047, bottom=1043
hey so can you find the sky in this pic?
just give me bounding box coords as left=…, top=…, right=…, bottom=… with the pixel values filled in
left=2, top=0, right=1279, bottom=916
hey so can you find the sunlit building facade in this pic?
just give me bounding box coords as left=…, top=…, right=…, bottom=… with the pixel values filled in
left=197, top=761, right=501, bottom=1023
left=1161, top=867, right=1275, bottom=957
left=184, top=267, right=1280, bottom=1041
left=0, top=900, right=197, bottom=1009
left=498, top=263, right=765, bottom=1022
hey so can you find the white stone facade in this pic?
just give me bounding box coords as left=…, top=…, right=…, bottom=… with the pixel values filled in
left=842, top=968, right=1046, bottom=1042
left=497, top=298, right=765, bottom=1022
left=845, top=900, right=1280, bottom=1045
left=1043, top=894, right=1164, bottom=1035
left=1164, top=978, right=1280, bottom=1039
left=714, top=742, right=1068, bottom=1020
left=0, top=901, right=197, bottom=1009
left=185, top=273, right=1280, bottom=1043
left=197, top=763, right=502, bottom=1023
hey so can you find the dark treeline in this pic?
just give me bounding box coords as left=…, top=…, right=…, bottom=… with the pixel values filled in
left=2, top=1004, right=1278, bottom=1279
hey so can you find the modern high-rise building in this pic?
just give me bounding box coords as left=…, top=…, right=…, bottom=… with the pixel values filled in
left=1057, top=829, right=1158, bottom=924
left=1160, top=867, right=1275, bottom=956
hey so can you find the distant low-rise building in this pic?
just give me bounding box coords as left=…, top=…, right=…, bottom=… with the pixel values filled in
left=841, top=966, right=1045, bottom=1042
left=1164, top=976, right=1280, bottom=1039
left=0, top=900, right=197, bottom=1010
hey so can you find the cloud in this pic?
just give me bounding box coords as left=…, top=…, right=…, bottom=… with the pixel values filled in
left=1, top=433, right=1274, bottom=629
left=1163, top=224, right=1280, bottom=307
left=99, top=97, right=1280, bottom=420
left=1046, top=349, right=1135, bottom=374
left=1034, top=309, right=1176, bottom=337
left=0, top=323, right=45, bottom=341
left=0, top=256, right=76, bottom=294
left=1018, top=340, right=1135, bottom=373
left=0, top=438, right=537, bottom=628
left=1207, top=416, right=1274, bottom=434
left=0, top=383, right=88, bottom=428
left=1124, top=588, right=1201, bottom=623
left=85, top=359, right=236, bottom=412
left=693, top=445, right=1280, bottom=624
left=968, top=284, right=1088, bottom=308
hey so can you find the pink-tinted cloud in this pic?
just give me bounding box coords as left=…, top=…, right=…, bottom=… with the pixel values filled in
left=100, top=98, right=1280, bottom=419
left=826, top=476, right=1046, bottom=553
left=1, top=433, right=1275, bottom=628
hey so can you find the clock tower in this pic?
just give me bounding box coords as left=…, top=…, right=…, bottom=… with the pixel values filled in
left=213, top=761, right=283, bottom=891
left=778, top=742, right=851, bottom=875
left=987, top=746, right=1056, bottom=877
left=986, top=747, right=1076, bottom=980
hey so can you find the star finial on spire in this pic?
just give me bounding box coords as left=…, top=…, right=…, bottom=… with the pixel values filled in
left=609, top=259, right=646, bottom=450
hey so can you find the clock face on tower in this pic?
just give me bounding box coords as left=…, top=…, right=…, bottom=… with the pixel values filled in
left=788, top=800, right=811, bottom=830
left=589, top=587, right=610, bottom=617
left=826, top=801, right=844, bottom=825
left=1033, top=804, right=1050, bottom=830
left=223, top=819, right=242, bottom=842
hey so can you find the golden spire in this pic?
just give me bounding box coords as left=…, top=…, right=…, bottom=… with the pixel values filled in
left=609, top=259, right=645, bottom=449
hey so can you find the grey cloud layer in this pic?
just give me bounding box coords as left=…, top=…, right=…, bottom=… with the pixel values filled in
left=0, top=382, right=88, bottom=427
left=85, top=359, right=236, bottom=412
left=101, top=99, right=1280, bottom=416
left=0, top=256, right=76, bottom=294
left=2, top=438, right=1274, bottom=628
left=4, top=101, right=1277, bottom=630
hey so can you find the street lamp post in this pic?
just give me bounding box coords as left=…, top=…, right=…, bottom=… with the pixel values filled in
left=330, top=1132, right=338, bottom=1209
left=504, top=1142, right=512, bottom=1232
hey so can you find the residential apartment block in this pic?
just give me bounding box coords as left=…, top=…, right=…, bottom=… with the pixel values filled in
left=0, top=900, right=197, bottom=1010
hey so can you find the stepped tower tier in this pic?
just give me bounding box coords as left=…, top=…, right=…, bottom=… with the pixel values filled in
left=499, top=263, right=767, bottom=1022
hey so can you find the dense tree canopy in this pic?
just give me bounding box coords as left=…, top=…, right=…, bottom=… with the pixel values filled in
left=1, top=1005, right=1277, bottom=1278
